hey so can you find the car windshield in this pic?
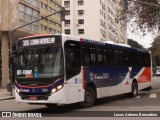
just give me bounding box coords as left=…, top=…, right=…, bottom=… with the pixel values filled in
left=16, top=47, right=64, bottom=78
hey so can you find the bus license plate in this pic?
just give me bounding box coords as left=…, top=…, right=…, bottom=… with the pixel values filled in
left=29, top=96, right=37, bottom=100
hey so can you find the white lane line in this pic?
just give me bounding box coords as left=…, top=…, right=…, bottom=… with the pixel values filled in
left=149, top=93, right=157, bottom=98
left=135, top=95, right=141, bottom=98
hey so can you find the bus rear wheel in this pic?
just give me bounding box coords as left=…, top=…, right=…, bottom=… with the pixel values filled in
left=131, top=81, right=138, bottom=97
left=81, top=87, right=96, bottom=108
left=124, top=81, right=138, bottom=97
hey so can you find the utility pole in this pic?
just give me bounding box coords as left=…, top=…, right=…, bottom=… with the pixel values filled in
left=7, top=7, right=66, bottom=96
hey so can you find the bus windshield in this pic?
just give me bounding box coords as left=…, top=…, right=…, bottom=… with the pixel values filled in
left=16, top=47, right=64, bottom=78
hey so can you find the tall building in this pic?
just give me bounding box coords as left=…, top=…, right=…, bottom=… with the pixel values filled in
left=0, top=0, right=62, bottom=87
left=62, top=0, right=127, bottom=43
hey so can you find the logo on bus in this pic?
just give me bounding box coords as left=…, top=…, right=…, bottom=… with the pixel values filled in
left=90, top=72, right=109, bottom=81
left=19, top=89, right=30, bottom=93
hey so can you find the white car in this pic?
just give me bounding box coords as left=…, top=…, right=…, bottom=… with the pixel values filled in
left=155, top=67, right=160, bottom=76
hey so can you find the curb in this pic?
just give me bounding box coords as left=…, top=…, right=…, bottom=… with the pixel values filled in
left=0, top=97, right=15, bottom=101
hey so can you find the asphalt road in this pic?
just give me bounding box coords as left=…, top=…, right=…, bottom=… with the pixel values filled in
left=0, top=76, right=160, bottom=119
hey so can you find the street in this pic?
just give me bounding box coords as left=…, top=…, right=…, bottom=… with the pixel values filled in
left=0, top=76, right=160, bottom=117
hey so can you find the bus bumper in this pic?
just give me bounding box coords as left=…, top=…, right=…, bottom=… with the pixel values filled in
left=15, top=88, right=67, bottom=104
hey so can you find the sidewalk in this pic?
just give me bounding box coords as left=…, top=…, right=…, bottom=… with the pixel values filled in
left=0, top=87, right=15, bottom=101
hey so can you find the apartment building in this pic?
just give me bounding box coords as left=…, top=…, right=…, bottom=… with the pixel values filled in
left=0, top=0, right=62, bottom=87
left=62, top=0, right=127, bottom=43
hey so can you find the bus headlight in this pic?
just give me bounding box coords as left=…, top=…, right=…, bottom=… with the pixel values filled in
left=57, top=85, right=63, bottom=90
left=51, top=88, right=56, bottom=94
left=51, top=85, right=63, bottom=94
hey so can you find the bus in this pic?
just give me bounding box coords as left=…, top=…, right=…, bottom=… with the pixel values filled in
left=15, top=34, right=152, bottom=107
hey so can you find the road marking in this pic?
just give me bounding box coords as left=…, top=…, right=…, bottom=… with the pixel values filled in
left=149, top=93, right=157, bottom=98
left=135, top=95, right=141, bottom=98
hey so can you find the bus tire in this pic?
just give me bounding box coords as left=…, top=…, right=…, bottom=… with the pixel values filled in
left=131, top=81, right=138, bottom=97
left=124, top=81, right=138, bottom=97
left=81, top=87, right=96, bottom=108
left=45, top=103, right=57, bottom=108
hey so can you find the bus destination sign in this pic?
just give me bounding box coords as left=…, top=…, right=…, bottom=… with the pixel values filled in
left=22, top=37, right=55, bottom=46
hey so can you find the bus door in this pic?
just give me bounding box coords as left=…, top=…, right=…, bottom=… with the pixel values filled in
left=96, top=47, right=111, bottom=97
left=64, top=40, right=81, bottom=103
left=109, top=49, right=125, bottom=96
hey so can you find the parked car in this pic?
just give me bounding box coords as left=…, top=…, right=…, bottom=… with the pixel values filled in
left=155, top=66, right=160, bottom=76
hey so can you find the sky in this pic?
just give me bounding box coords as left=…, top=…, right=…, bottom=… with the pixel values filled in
left=127, top=30, right=154, bottom=48
left=127, top=22, right=156, bottom=49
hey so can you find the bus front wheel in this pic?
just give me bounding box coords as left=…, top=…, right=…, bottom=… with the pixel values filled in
left=81, top=87, right=96, bottom=108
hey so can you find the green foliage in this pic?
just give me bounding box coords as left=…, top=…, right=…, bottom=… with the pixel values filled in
left=148, top=35, right=160, bottom=66
left=128, top=39, right=144, bottom=49
left=118, top=0, right=160, bottom=33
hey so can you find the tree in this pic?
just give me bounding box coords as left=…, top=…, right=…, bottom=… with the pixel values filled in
left=148, top=35, right=160, bottom=66
left=117, top=0, right=160, bottom=34
left=128, top=39, right=144, bottom=49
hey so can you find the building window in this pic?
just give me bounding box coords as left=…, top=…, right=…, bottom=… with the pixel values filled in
left=44, top=4, right=48, bottom=9
left=78, top=19, right=84, bottom=24
left=49, top=27, right=52, bottom=33
left=19, top=4, right=25, bottom=12
left=41, top=2, right=43, bottom=8
left=64, top=1, right=70, bottom=7
left=78, top=10, right=84, bottom=15
left=78, top=0, right=84, bottom=5
left=19, top=3, right=39, bottom=32
left=24, top=0, right=39, bottom=7
left=41, top=24, right=43, bottom=30
left=65, top=10, right=70, bottom=15
left=65, top=29, right=70, bottom=34
left=32, top=0, right=38, bottom=7
left=26, top=7, right=32, bottom=15
left=65, top=20, right=70, bottom=25
left=78, top=29, right=84, bottom=34
left=44, top=26, right=47, bottom=30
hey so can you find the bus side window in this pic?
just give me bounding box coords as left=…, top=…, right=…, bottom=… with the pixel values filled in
left=119, top=50, right=123, bottom=66
left=90, top=46, right=96, bottom=65
left=137, top=52, right=144, bottom=67
left=97, top=48, right=102, bottom=65
left=103, top=49, right=108, bottom=65
left=114, top=50, right=119, bottom=65
left=145, top=53, right=151, bottom=67
left=82, top=45, right=90, bottom=65
left=82, top=44, right=96, bottom=66
left=109, top=49, right=114, bottom=65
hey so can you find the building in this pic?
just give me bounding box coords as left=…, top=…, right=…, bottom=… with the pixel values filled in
left=0, top=0, right=62, bottom=88
left=62, top=0, right=127, bottom=43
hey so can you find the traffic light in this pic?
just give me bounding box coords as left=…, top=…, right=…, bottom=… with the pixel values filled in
left=60, top=7, right=66, bottom=21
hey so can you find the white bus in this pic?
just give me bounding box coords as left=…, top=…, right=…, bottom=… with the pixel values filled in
left=15, top=34, right=152, bottom=107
